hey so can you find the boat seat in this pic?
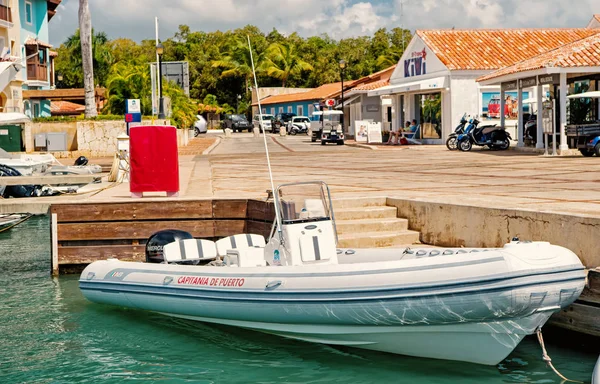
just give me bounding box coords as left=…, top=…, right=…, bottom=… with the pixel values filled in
left=303, top=198, right=327, bottom=219
left=216, top=234, right=266, bottom=257
left=163, top=239, right=218, bottom=263
left=298, top=234, right=337, bottom=264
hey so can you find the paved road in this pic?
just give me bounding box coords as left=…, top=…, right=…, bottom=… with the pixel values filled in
left=210, top=132, right=359, bottom=154
left=203, top=136, right=600, bottom=217
left=5, top=133, right=600, bottom=219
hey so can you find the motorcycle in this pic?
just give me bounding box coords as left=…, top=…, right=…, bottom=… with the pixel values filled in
left=524, top=114, right=538, bottom=144
left=288, top=123, right=309, bottom=135
left=457, top=116, right=512, bottom=152
left=446, top=113, right=469, bottom=150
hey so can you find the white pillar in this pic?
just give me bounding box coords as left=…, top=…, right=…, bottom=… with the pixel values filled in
left=517, top=87, right=524, bottom=147
left=500, top=89, right=506, bottom=129
left=559, top=72, right=568, bottom=151
left=536, top=84, right=544, bottom=149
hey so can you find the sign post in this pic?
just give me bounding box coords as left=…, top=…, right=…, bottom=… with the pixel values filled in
left=125, top=99, right=142, bottom=136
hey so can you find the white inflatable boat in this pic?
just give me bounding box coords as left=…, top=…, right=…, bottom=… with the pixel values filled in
left=80, top=182, right=586, bottom=365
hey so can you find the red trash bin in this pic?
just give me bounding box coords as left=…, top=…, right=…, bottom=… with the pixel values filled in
left=129, top=125, right=179, bottom=197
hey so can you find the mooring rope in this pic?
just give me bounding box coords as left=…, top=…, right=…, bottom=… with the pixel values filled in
left=536, top=327, right=583, bottom=383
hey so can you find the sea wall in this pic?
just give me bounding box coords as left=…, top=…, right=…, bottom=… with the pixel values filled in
left=387, top=198, right=600, bottom=268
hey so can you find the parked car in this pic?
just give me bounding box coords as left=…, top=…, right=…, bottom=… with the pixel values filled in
left=487, top=96, right=510, bottom=119
left=253, top=114, right=274, bottom=132
left=287, top=116, right=310, bottom=135
left=194, top=115, right=208, bottom=136
left=274, top=112, right=296, bottom=131
left=222, top=114, right=252, bottom=132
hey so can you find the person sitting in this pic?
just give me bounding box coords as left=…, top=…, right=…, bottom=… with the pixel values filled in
left=386, top=121, right=411, bottom=145
left=406, top=119, right=418, bottom=134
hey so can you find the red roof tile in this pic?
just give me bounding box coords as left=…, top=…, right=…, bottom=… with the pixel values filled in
left=352, top=79, right=389, bottom=91
left=478, top=33, right=600, bottom=82
left=50, top=100, right=85, bottom=115
left=24, top=36, right=53, bottom=49
left=259, top=81, right=357, bottom=105
left=417, top=29, right=598, bottom=70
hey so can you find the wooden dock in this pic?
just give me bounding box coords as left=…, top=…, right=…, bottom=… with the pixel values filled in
left=50, top=198, right=274, bottom=274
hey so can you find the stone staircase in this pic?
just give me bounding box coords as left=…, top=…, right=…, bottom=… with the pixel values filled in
left=332, top=197, right=421, bottom=248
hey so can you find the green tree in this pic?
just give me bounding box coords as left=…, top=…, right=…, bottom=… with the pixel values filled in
left=104, top=62, right=152, bottom=115
left=260, top=42, right=313, bottom=87
left=212, top=37, right=259, bottom=96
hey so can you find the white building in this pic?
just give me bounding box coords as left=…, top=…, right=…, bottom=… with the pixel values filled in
left=368, top=26, right=599, bottom=144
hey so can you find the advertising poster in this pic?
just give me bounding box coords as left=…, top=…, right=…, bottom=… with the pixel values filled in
left=355, top=120, right=369, bottom=142
left=367, top=122, right=382, bottom=144
left=482, top=92, right=530, bottom=119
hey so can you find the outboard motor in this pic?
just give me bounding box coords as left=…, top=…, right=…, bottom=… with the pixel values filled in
left=74, top=156, right=89, bottom=166
left=145, top=229, right=193, bottom=263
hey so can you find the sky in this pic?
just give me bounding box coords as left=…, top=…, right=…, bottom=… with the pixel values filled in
left=48, top=0, right=600, bottom=47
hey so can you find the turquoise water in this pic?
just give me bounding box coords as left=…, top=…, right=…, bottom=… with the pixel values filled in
left=0, top=215, right=598, bottom=383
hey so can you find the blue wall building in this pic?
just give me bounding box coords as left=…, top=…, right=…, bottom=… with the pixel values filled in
left=20, top=0, right=59, bottom=117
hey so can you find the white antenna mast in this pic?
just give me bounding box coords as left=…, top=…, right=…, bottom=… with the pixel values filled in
left=401, top=0, right=405, bottom=52
left=247, top=35, right=283, bottom=239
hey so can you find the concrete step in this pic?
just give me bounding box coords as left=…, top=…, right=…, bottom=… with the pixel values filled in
left=336, top=218, right=408, bottom=235
left=338, top=230, right=421, bottom=248
left=331, top=197, right=387, bottom=209
left=334, top=206, right=397, bottom=220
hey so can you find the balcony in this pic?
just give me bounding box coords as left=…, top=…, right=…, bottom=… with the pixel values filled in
left=0, top=4, right=12, bottom=27
left=27, top=61, right=48, bottom=82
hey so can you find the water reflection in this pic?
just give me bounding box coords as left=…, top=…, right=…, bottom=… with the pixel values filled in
left=0, top=216, right=597, bottom=383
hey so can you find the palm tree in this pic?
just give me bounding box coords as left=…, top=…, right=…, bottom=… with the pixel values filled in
left=64, top=29, right=113, bottom=87
left=261, top=42, right=313, bottom=87
left=211, top=38, right=258, bottom=95
left=105, top=63, right=151, bottom=115
left=78, top=0, right=97, bottom=117
left=376, top=46, right=404, bottom=69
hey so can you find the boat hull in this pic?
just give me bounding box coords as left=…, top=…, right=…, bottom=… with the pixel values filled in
left=165, top=312, right=551, bottom=365
left=80, top=242, right=585, bottom=365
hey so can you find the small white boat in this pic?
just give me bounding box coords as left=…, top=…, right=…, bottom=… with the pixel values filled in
left=79, top=181, right=586, bottom=365
left=0, top=213, right=31, bottom=232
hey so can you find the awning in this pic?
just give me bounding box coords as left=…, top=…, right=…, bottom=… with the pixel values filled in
left=567, top=91, right=600, bottom=99
left=368, top=76, right=448, bottom=97
left=0, top=62, right=22, bottom=93
left=0, top=112, right=30, bottom=124
left=335, top=95, right=361, bottom=109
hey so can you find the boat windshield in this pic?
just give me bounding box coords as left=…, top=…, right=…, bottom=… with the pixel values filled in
left=276, top=182, right=332, bottom=224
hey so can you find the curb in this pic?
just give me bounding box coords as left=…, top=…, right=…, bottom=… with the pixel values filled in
left=271, top=136, right=295, bottom=152
left=202, top=137, right=222, bottom=155
left=345, top=142, right=376, bottom=150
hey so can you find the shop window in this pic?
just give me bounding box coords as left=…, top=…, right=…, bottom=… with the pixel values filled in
left=287, top=106, right=292, bottom=113
left=416, top=93, right=442, bottom=139
left=308, top=104, right=314, bottom=117
left=568, top=80, right=597, bottom=124
left=297, top=105, right=303, bottom=116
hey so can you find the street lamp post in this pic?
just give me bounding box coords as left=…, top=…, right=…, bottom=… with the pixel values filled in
left=339, top=59, right=346, bottom=132
left=156, top=43, right=165, bottom=119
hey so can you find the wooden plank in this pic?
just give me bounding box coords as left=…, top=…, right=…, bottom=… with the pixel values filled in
left=51, top=200, right=213, bottom=222
left=213, top=199, right=247, bottom=219
left=58, top=244, right=145, bottom=264
left=246, top=220, right=272, bottom=238
left=58, top=220, right=215, bottom=240
left=0, top=174, right=99, bottom=186
left=548, top=302, right=600, bottom=337
left=214, top=219, right=246, bottom=237
left=51, top=213, right=58, bottom=276
left=247, top=199, right=275, bottom=222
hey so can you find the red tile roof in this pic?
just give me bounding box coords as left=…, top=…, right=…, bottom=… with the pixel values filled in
left=24, top=37, right=53, bottom=49
left=259, top=81, right=357, bottom=105
left=478, top=32, right=600, bottom=82
left=417, top=29, right=598, bottom=71
left=352, top=79, right=389, bottom=91
left=50, top=100, right=85, bottom=115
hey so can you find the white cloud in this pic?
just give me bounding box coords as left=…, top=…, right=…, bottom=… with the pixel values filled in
left=49, top=0, right=600, bottom=46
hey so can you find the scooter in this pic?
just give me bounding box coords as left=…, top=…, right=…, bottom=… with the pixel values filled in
left=524, top=114, right=538, bottom=144
left=457, top=116, right=511, bottom=151
left=446, top=113, right=469, bottom=150
left=288, top=123, right=309, bottom=135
